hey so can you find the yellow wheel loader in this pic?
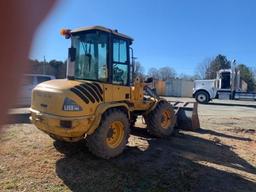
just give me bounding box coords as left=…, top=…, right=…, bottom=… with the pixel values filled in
left=30, top=26, right=199, bottom=159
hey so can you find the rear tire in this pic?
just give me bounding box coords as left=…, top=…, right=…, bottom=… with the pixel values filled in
left=195, top=91, right=209, bottom=104
left=144, top=101, right=176, bottom=137
left=86, top=109, right=130, bottom=159
left=49, top=134, right=67, bottom=143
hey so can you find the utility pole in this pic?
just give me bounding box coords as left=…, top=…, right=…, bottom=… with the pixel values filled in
left=231, top=59, right=237, bottom=99
left=43, top=56, right=46, bottom=74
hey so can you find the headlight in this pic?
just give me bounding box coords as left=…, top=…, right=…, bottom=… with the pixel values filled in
left=63, top=98, right=82, bottom=111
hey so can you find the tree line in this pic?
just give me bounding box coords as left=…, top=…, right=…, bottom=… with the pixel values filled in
left=134, top=62, right=198, bottom=81
left=28, top=59, right=67, bottom=79
left=135, top=54, right=256, bottom=91
left=29, top=54, right=255, bottom=91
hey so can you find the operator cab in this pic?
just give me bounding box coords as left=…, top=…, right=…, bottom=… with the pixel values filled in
left=61, top=26, right=134, bottom=86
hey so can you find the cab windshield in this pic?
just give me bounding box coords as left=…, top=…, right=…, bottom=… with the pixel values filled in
left=71, top=31, right=108, bottom=81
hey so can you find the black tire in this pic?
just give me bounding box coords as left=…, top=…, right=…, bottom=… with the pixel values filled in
left=49, top=134, right=67, bottom=143
left=195, top=91, right=209, bottom=104
left=86, top=109, right=130, bottom=159
left=144, top=101, right=175, bottom=137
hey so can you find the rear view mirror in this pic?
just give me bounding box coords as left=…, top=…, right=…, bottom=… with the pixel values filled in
left=68, top=47, right=76, bottom=62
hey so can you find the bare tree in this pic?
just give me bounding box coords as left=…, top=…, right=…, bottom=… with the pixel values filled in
left=179, top=73, right=191, bottom=80
left=158, top=66, right=176, bottom=80
left=133, top=61, right=145, bottom=79
left=179, top=73, right=200, bottom=80
left=195, top=57, right=212, bottom=79
left=148, top=67, right=160, bottom=79
left=252, top=67, right=256, bottom=77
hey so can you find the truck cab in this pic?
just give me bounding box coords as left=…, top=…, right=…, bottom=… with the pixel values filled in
left=193, top=69, right=234, bottom=103
left=193, top=79, right=218, bottom=103
left=193, top=67, right=251, bottom=103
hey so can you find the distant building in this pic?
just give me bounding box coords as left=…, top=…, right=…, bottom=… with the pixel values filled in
left=154, top=79, right=194, bottom=97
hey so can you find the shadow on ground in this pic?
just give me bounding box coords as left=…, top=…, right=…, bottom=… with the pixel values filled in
left=55, top=127, right=256, bottom=192
left=7, top=113, right=30, bottom=124
left=196, top=128, right=252, bottom=141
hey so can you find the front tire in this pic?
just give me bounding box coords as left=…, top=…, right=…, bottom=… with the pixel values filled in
left=144, top=101, right=176, bottom=137
left=86, top=109, right=130, bottom=159
left=195, top=91, right=209, bottom=104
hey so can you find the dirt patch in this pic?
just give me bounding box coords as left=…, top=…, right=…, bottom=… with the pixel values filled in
left=1, top=99, right=256, bottom=192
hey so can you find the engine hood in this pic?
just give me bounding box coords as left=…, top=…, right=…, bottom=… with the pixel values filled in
left=36, top=79, right=81, bottom=90
left=31, top=79, right=104, bottom=117
left=194, top=79, right=217, bottom=88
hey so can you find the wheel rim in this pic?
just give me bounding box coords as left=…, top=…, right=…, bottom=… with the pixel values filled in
left=106, top=120, right=125, bottom=149
left=198, top=94, right=206, bottom=102
left=161, top=110, right=172, bottom=129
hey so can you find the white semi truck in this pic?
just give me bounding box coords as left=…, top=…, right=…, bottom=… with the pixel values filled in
left=193, top=67, right=256, bottom=104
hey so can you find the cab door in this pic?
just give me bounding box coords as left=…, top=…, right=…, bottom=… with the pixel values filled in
left=111, top=38, right=131, bottom=101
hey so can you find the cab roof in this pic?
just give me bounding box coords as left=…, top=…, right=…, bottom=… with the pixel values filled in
left=71, top=26, right=133, bottom=41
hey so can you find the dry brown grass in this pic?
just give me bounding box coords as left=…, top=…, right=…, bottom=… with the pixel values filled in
left=1, top=100, right=256, bottom=192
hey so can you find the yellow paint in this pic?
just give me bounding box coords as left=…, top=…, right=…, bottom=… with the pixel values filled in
left=30, top=109, right=93, bottom=138
left=30, top=77, right=161, bottom=142
left=161, top=109, right=172, bottom=129
left=131, top=77, right=144, bottom=101
left=86, top=102, right=130, bottom=135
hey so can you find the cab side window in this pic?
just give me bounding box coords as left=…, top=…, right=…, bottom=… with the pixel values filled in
left=112, top=38, right=129, bottom=85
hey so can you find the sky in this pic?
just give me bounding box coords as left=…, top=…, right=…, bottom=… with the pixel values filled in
left=30, top=0, right=256, bottom=75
